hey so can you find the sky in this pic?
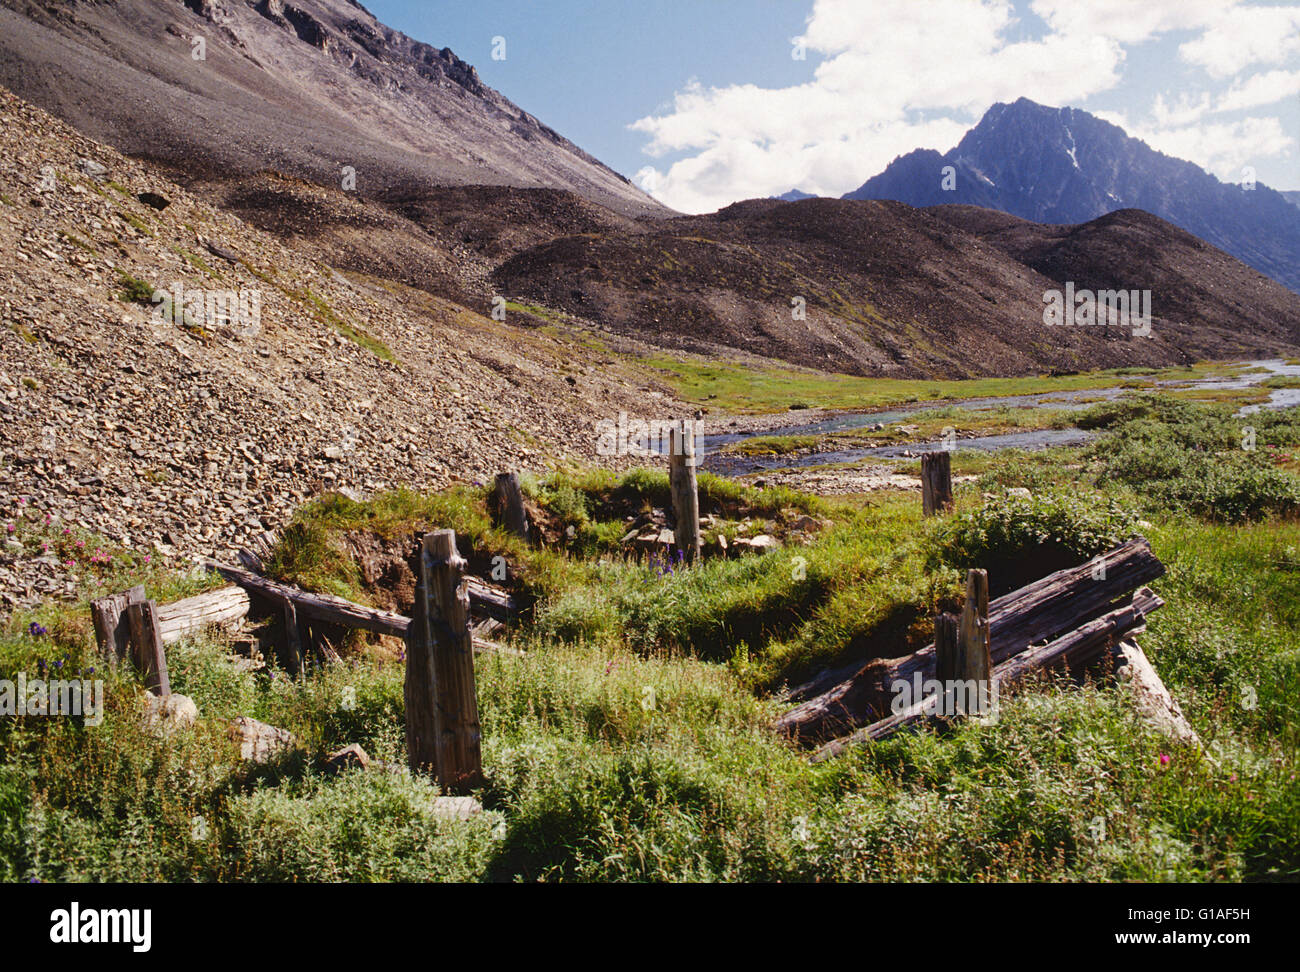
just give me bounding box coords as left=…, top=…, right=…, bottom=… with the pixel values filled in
left=366, top=0, right=1300, bottom=213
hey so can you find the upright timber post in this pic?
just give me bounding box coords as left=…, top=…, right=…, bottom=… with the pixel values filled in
left=404, top=529, right=483, bottom=793
left=668, top=420, right=702, bottom=564
left=921, top=450, right=953, bottom=516
left=491, top=472, right=530, bottom=542
left=90, top=584, right=144, bottom=667
left=936, top=568, right=991, bottom=716
left=933, top=612, right=960, bottom=716
left=280, top=598, right=303, bottom=676
left=125, top=598, right=171, bottom=697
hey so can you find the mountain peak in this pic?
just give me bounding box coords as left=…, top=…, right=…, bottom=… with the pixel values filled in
left=845, top=99, right=1300, bottom=291
left=0, top=0, right=667, bottom=215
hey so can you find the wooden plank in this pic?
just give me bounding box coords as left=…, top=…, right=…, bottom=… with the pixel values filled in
left=921, top=451, right=953, bottom=516
left=155, top=586, right=251, bottom=645
left=776, top=537, right=1165, bottom=743
left=949, top=569, right=991, bottom=715
left=1111, top=638, right=1200, bottom=747
left=491, top=472, right=530, bottom=541
left=126, top=598, right=171, bottom=697
left=668, top=421, right=701, bottom=564
left=404, top=548, right=439, bottom=776
left=281, top=598, right=302, bottom=675
left=932, top=611, right=960, bottom=715
left=90, top=584, right=144, bottom=665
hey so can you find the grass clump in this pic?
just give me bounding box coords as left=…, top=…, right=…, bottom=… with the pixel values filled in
left=299, top=287, right=397, bottom=363
left=116, top=272, right=154, bottom=305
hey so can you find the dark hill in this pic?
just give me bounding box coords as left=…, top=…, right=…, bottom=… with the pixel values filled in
left=493, top=197, right=1300, bottom=377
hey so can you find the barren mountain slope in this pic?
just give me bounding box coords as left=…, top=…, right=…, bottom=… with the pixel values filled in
left=0, top=0, right=666, bottom=216
left=931, top=204, right=1300, bottom=336
left=0, top=88, right=674, bottom=607
left=493, top=197, right=1300, bottom=378
left=199, top=172, right=651, bottom=306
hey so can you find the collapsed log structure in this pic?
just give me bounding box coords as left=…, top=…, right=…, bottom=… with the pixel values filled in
left=93, top=559, right=520, bottom=682
left=204, top=560, right=517, bottom=629
left=776, top=537, right=1170, bottom=754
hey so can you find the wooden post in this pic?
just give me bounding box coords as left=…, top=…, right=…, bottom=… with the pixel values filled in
left=126, top=598, right=171, bottom=696
left=948, top=569, right=991, bottom=715
left=90, top=585, right=144, bottom=666
left=933, top=611, right=959, bottom=715
left=491, top=472, right=530, bottom=542
left=404, top=530, right=482, bottom=792
left=921, top=450, right=953, bottom=516
left=668, top=420, right=702, bottom=564
left=280, top=598, right=302, bottom=676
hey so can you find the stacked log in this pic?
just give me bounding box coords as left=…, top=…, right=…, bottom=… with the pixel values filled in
left=776, top=537, right=1166, bottom=746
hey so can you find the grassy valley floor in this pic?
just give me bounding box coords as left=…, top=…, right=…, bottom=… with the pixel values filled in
left=1, top=390, right=1298, bottom=882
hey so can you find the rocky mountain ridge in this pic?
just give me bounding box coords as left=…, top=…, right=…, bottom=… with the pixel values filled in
left=845, top=98, right=1300, bottom=293
left=0, top=0, right=666, bottom=215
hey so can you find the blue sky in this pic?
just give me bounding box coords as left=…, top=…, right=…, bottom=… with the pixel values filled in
left=366, top=1, right=1300, bottom=212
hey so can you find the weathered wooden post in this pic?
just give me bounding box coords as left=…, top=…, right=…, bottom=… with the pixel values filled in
left=668, top=420, right=702, bottom=564
left=280, top=598, right=302, bottom=676
left=91, top=584, right=144, bottom=666
left=404, top=529, right=483, bottom=793
left=490, top=472, right=530, bottom=542
left=125, top=598, right=171, bottom=696
left=921, top=450, right=953, bottom=516
left=933, top=611, right=959, bottom=716
left=935, top=568, right=991, bottom=716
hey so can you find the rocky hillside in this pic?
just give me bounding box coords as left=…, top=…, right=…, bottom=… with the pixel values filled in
left=845, top=98, right=1300, bottom=293
left=0, top=0, right=665, bottom=216
left=0, top=88, right=672, bottom=607
left=493, top=196, right=1300, bottom=377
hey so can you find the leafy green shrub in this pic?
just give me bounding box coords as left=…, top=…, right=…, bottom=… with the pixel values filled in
left=1146, top=457, right=1300, bottom=523
left=932, top=489, right=1138, bottom=594
left=1082, top=394, right=1300, bottom=522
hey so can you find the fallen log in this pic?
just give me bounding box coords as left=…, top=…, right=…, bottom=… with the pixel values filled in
left=155, top=586, right=252, bottom=645
left=1112, top=638, right=1200, bottom=747
left=777, top=537, right=1165, bottom=744
left=464, top=576, right=518, bottom=622
left=810, top=587, right=1165, bottom=761
left=201, top=560, right=520, bottom=657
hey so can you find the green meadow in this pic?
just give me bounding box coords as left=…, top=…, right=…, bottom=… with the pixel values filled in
left=1, top=394, right=1297, bottom=881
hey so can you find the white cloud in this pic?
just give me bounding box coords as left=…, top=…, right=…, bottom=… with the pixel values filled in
left=1151, top=91, right=1212, bottom=127
left=630, top=0, right=1300, bottom=212
left=1029, top=0, right=1225, bottom=43
left=1216, top=68, right=1300, bottom=111
left=1179, top=5, right=1300, bottom=78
